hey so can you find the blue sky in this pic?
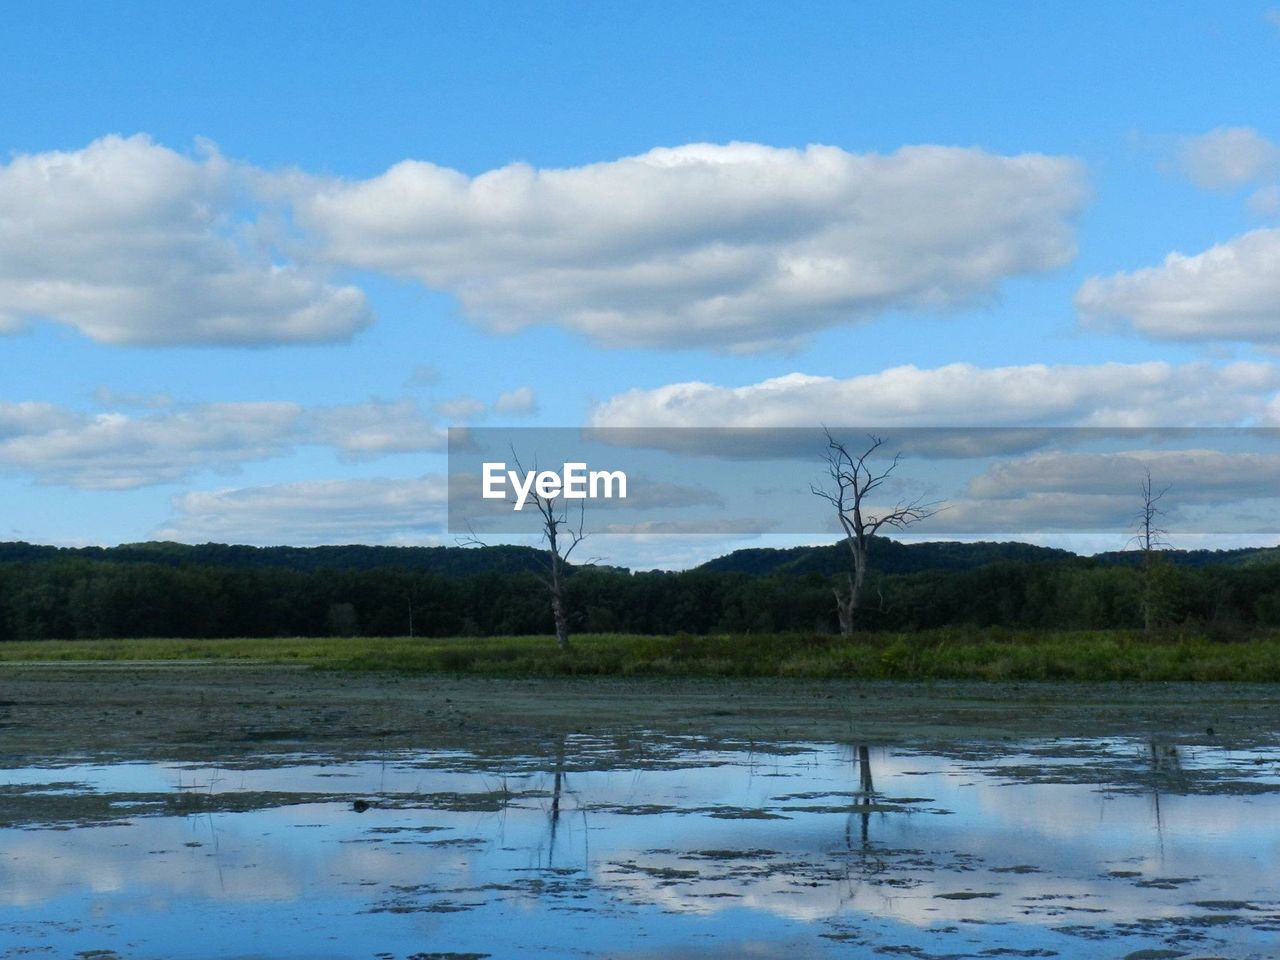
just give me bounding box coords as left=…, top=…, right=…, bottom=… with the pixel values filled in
left=4, top=2, right=1280, bottom=565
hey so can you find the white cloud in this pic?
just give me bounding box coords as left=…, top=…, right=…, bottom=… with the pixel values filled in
left=90, top=386, right=173, bottom=409
left=494, top=386, right=537, bottom=415
left=966, top=448, right=1280, bottom=501
left=1174, top=126, right=1280, bottom=189
left=925, top=493, right=1141, bottom=533
left=0, top=398, right=441, bottom=489
left=590, top=361, right=1280, bottom=429
left=1077, top=228, right=1280, bottom=342
left=0, top=136, right=1086, bottom=351
left=297, top=142, right=1086, bottom=350
left=0, top=401, right=302, bottom=489
left=156, top=475, right=448, bottom=545
left=0, top=134, right=370, bottom=346
left=307, top=400, right=445, bottom=457
left=1247, top=184, right=1280, bottom=217
left=437, top=396, right=488, bottom=422
left=436, top=387, right=537, bottom=422
left=0, top=402, right=80, bottom=440
left=408, top=363, right=441, bottom=386
left=1111, top=129, right=1280, bottom=342
left=598, top=519, right=772, bottom=535
left=926, top=448, right=1280, bottom=535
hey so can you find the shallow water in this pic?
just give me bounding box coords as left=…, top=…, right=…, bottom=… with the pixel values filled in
left=2, top=735, right=1278, bottom=959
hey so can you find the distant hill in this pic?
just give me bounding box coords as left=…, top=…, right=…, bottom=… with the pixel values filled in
left=699, top=538, right=1280, bottom=576
left=3, top=537, right=1278, bottom=579
left=696, top=538, right=1075, bottom=576
left=1092, top=546, right=1280, bottom=569
left=0, top=540, right=568, bottom=577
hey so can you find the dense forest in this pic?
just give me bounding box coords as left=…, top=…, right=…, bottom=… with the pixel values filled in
left=2, top=538, right=1280, bottom=642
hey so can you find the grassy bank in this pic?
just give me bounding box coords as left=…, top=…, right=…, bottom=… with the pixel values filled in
left=3, top=629, right=1280, bottom=681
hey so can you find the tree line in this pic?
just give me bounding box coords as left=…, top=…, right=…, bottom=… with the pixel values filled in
left=3, top=546, right=1280, bottom=642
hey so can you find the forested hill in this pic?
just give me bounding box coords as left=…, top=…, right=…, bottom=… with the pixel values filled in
left=697, top=539, right=1073, bottom=576
left=699, top=538, right=1280, bottom=576
left=4, top=536, right=1280, bottom=641
left=4, top=538, right=1279, bottom=578
left=1091, top=546, right=1280, bottom=568
left=0, top=541, right=562, bottom=576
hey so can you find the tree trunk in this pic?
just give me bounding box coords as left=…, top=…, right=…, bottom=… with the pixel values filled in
left=856, top=744, right=874, bottom=845
left=1143, top=561, right=1153, bottom=634
left=834, top=544, right=868, bottom=636
left=857, top=744, right=874, bottom=793
left=834, top=577, right=856, bottom=636
left=548, top=735, right=565, bottom=864
left=851, top=542, right=867, bottom=616
left=546, top=524, right=572, bottom=651
left=551, top=585, right=571, bottom=651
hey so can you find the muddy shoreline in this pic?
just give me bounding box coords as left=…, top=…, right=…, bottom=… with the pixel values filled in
left=3, top=663, right=1278, bottom=762
left=4, top=665, right=1280, bottom=958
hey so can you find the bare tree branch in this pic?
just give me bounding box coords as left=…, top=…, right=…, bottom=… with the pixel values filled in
left=1129, top=468, right=1172, bottom=632
left=1128, top=468, right=1171, bottom=554
left=510, top=447, right=580, bottom=651
left=454, top=446, right=587, bottom=650
left=812, top=429, right=942, bottom=635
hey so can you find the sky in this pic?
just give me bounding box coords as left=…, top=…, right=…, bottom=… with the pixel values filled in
left=4, top=2, right=1280, bottom=567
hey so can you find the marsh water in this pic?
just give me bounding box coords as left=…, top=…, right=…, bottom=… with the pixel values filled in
left=2, top=734, right=1278, bottom=959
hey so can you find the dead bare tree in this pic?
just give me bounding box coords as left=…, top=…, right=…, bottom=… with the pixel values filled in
left=1129, top=469, right=1171, bottom=633
left=461, top=449, right=586, bottom=652
left=811, top=431, right=940, bottom=635
left=526, top=477, right=586, bottom=652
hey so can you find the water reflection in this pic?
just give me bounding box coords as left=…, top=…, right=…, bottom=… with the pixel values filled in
left=1148, top=738, right=1182, bottom=846
left=1, top=736, right=1278, bottom=959
left=850, top=742, right=874, bottom=848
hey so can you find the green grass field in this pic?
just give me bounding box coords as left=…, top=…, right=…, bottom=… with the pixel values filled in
left=3, top=629, right=1280, bottom=681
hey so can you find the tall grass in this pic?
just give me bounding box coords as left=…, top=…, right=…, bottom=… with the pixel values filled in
left=3, top=629, right=1280, bottom=681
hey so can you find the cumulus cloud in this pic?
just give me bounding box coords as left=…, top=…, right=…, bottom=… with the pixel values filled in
left=1173, top=126, right=1280, bottom=190
left=0, top=134, right=370, bottom=346
left=0, top=401, right=302, bottom=489
left=1247, top=184, right=1280, bottom=217
left=928, top=492, right=1139, bottom=533
left=307, top=400, right=445, bottom=457
left=0, top=398, right=441, bottom=488
left=1076, top=228, right=1280, bottom=343
left=966, top=448, right=1280, bottom=501
left=437, top=387, right=537, bottom=422
left=0, top=402, right=80, bottom=440
left=297, top=142, right=1086, bottom=350
left=155, top=475, right=448, bottom=545
left=90, top=387, right=173, bottom=409
left=598, top=518, right=774, bottom=535
left=590, top=361, right=1280, bottom=429
left=0, top=136, right=1085, bottom=351
left=437, top=396, right=488, bottom=422
left=1108, top=128, right=1280, bottom=343
left=931, top=448, right=1280, bottom=535
left=408, top=363, right=441, bottom=386
left=494, top=386, right=537, bottom=415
